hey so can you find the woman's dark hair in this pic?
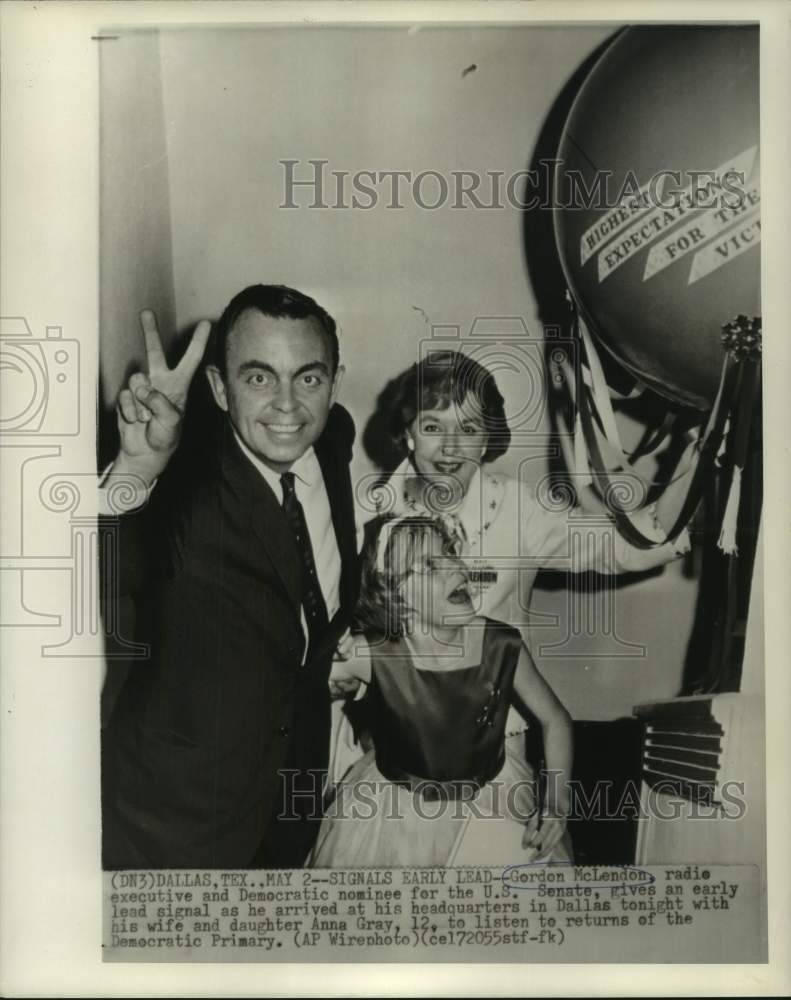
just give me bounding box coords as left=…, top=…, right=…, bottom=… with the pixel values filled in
left=212, top=284, right=339, bottom=377
left=354, top=514, right=460, bottom=640
left=383, top=350, right=510, bottom=464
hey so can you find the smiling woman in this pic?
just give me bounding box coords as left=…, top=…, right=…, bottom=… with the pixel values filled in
left=387, top=350, right=510, bottom=509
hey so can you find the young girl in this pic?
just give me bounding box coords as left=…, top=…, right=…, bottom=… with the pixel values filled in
left=310, top=514, right=574, bottom=868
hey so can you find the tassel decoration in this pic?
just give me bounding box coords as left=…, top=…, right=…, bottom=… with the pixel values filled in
left=717, top=465, right=742, bottom=555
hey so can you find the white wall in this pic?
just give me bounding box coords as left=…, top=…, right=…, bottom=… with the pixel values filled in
left=100, top=30, right=176, bottom=408
left=103, top=24, right=700, bottom=720
left=158, top=24, right=611, bottom=458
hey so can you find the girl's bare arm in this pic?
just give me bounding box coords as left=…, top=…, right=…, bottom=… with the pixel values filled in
left=513, top=644, right=574, bottom=854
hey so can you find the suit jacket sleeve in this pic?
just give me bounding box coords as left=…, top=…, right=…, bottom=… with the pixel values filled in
left=98, top=458, right=189, bottom=600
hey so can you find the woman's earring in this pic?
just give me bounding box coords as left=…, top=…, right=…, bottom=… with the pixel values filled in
left=406, top=436, right=415, bottom=451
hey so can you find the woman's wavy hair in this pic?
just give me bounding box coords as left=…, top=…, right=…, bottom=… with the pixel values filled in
left=383, top=350, right=511, bottom=464
left=353, top=514, right=460, bottom=640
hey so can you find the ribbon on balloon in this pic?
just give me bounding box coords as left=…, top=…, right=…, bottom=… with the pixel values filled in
left=561, top=293, right=761, bottom=555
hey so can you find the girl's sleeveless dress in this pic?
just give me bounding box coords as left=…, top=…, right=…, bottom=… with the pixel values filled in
left=310, top=619, right=573, bottom=868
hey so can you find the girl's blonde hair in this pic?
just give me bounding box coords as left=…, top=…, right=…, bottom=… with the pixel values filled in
left=354, top=514, right=460, bottom=639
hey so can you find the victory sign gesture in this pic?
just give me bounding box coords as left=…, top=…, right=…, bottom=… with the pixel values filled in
left=112, top=310, right=211, bottom=486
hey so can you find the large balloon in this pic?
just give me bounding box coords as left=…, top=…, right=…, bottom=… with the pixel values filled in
left=554, top=26, right=760, bottom=410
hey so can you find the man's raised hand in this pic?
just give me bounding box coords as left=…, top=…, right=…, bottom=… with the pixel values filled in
left=113, top=311, right=211, bottom=485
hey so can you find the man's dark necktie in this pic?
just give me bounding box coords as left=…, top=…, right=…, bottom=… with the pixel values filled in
left=280, top=472, right=329, bottom=662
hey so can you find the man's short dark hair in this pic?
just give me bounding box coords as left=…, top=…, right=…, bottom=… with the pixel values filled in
left=212, top=284, right=339, bottom=377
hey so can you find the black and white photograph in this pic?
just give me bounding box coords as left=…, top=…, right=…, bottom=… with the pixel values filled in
left=1, top=0, right=789, bottom=995
left=96, top=10, right=766, bottom=953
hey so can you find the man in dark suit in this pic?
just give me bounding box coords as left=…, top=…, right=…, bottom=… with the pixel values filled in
left=101, top=285, right=359, bottom=869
